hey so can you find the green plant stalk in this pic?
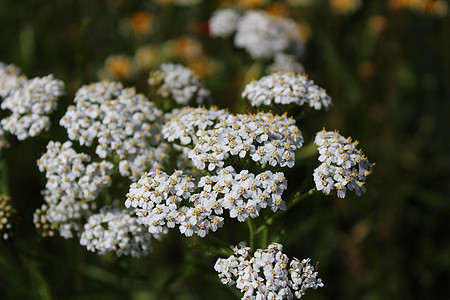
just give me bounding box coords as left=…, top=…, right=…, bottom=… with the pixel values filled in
left=187, top=241, right=232, bottom=257
left=247, top=217, right=255, bottom=250
left=206, top=233, right=231, bottom=249
left=260, top=215, right=269, bottom=249
left=26, top=258, right=52, bottom=300
left=254, top=187, right=317, bottom=236
left=0, top=160, right=10, bottom=196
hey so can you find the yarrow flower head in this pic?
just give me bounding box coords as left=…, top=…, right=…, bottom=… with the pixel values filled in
left=163, top=107, right=303, bottom=170
left=0, top=194, right=16, bottom=240
left=0, top=62, right=64, bottom=140
left=214, top=242, right=324, bottom=299
left=0, top=61, right=26, bottom=98
left=267, top=53, right=305, bottom=74
left=209, top=8, right=241, bottom=37
left=126, top=166, right=287, bottom=237
left=35, top=141, right=114, bottom=238
left=242, top=71, right=333, bottom=110
left=234, top=10, right=302, bottom=59
left=60, top=81, right=165, bottom=179
left=313, top=128, right=374, bottom=198
left=148, top=63, right=211, bottom=106
left=80, top=205, right=155, bottom=257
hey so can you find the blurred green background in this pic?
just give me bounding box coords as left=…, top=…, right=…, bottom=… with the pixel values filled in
left=0, top=0, right=449, bottom=299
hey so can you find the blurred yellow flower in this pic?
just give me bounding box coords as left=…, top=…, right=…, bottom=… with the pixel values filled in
left=135, top=45, right=159, bottom=71
left=428, top=0, right=449, bottom=17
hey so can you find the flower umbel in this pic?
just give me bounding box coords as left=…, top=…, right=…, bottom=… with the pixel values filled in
left=0, top=194, right=15, bottom=240
left=36, top=141, right=114, bottom=238
left=267, top=53, right=305, bottom=74
left=313, top=128, right=374, bottom=198
left=126, top=166, right=287, bottom=237
left=234, top=10, right=302, bottom=59
left=80, top=205, right=155, bottom=257
left=242, top=71, right=332, bottom=110
left=214, top=242, right=324, bottom=299
left=148, top=63, right=211, bottom=106
left=209, top=8, right=241, bottom=38
left=0, top=61, right=26, bottom=98
left=60, top=81, right=165, bottom=179
left=163, top=107, right=303, bottom=170
left=0, top=67, right=64, bottom=140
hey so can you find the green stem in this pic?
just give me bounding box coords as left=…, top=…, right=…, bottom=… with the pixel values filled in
left=187, top=241, right=232, bottom=257
left=260, top=214, right=269, bottom=249
left=286, top=187, right=317, bottom=211
left=206, top=233, right=230, bottom=248
left=0, top=160, right=10, bottom=196
left=247, top=217, right=255, bottom=250
left=254, top=188, right=317, bottom=236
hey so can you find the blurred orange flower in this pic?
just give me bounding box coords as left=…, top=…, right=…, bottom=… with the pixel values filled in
left=329, top=0, right=362, bottom=15
left=369, top=15, right=388, bottom=36
left=266, top=3, right=288, bottom=17
left=131, top=11, right=154, bottom=36
left=187, top=57, right=219, bottom=79
left=105, top=55, right=136, bottom=80
left=174, top=37, right=204, bottom=59
left=297, top=23, right=311, bottom=42
left=389, top=0, right=448, bottom=16
left=239, top=0, right=267, bottom=9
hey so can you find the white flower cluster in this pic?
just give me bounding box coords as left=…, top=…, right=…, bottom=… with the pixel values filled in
left=267, top=53, right=305, bottom=74
left=209, top=8, right=241, bottom=37
left=242, top=71, right=333, bottom=110
left=33, top=204, right=55, bottom=238
left=60, top=81, right=165, bottom=179
left=313, top=128, right=373, bottom=198
left=214, top=243, right=324, bottom=299
left=234, top=10, right=302, bottom=59
left=0, top=61, right=64, bottom=141
left=36, top=141, right=114, bottom=238
left=148, top=63, right=210, bottom=105
left=0, top=194, right=15, bottom=240
left=163, top=107, right=303, bottom=170
left=1, top=75, right=64, bottom=140
left=0, top=62, right=25, bottom=98
left=80, top=205, right=154, bottom=257
left=126, top=166, right=287, bottom=237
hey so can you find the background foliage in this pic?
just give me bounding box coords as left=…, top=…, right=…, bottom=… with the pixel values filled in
left=0, top=0, right=449, bottom=299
